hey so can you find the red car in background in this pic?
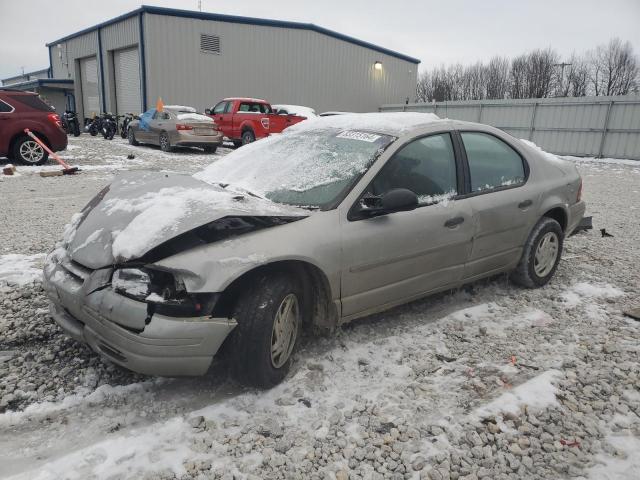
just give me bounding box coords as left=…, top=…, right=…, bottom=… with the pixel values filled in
left=0, top=88, right=67, bottom=165
left=206, top=97, right=307, bottom=146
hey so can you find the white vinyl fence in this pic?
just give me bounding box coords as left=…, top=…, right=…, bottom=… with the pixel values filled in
left=380, top=95, right=640, bottom=160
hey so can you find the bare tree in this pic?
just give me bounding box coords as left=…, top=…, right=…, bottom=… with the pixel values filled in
left=485, top=56, right=510, bottom=99
left=563, top=54, right=589, bottom=97
left=509, top=54, right=528, bottom=99
left=588, top=38, right=639, bottom=96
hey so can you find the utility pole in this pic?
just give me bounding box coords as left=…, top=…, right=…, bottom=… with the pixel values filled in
left=554, top=62, right=572, bottom=96
left=198, top=0, right=202, bottom=11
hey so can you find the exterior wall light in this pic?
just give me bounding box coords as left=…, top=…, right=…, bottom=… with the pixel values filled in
left=374, top=61, right=382, bottom=71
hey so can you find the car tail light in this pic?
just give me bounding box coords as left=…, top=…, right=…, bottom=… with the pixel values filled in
left=48, top=113, right=62, bottom=129
left=176, top=124, right=193, bottom=131
left=261, top=118, right=270, bottom=129
left=576, top=179, right=583, bottom=202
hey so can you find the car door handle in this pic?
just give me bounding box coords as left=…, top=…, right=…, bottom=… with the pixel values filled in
left=518, top=199, right=533, bottom=209
left=444, top=216, right=465, bottom=228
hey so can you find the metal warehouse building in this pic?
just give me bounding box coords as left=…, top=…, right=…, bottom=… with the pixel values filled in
left=46, top=5, right=420, bottom=120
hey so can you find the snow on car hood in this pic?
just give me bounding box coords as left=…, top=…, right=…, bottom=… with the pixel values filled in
left=67, top=171, right=307, bottom=268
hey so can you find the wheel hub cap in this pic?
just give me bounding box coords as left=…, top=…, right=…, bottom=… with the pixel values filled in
left=20, top=141, right=44, bottom=163
left=534, top=232, right=559, bottom=277
left=270, top=293, right=299, bottom=368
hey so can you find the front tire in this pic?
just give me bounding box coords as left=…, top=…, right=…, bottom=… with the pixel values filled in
left=72, top=121, right=80, bottom=137
left=159, top=131, right=172, bottom=152
left=203, top=145, right=217, bottom=154
left=241, top=129, right=255, bottom=145
left=510, top=217, right=563, bottom=288
left=13, top=136, right=48, bottom=165
left=230, top=273, right=303, bottom=388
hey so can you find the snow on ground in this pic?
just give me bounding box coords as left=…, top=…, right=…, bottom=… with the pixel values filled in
left=0, top=134, right=639, bottom=479
left=0, top=253, right=45, bottom=286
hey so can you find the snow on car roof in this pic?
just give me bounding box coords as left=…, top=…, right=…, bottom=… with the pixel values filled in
left=176, top=113, right=213, bottom=122
left=164, top=105, right=196, bottom=113
left=288, top=112, right=443, bottom=135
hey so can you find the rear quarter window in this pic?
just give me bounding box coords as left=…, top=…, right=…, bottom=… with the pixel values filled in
left=7, top=94, right=54, bottom=112
left=0, top=99, right=14, bottom=112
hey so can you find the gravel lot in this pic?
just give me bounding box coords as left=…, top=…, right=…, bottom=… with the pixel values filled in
left=0, top=135, right=639, bottom=480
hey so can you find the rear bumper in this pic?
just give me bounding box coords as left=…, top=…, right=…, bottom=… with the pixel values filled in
left=43, top=259, right=236, bottom=377
left=49, top=128, right=68, bottom=152
left=173, top=130, right=223, bottom=147
left=567, top=200, right=586, bottom=234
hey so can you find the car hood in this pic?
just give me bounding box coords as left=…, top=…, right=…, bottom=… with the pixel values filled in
left=67, top=171, right=308, bottom=269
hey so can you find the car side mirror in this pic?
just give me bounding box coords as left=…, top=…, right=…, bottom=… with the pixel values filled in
left=205, top=108, right=212, bottom=115
left=358, top=188, right=419, bottom=217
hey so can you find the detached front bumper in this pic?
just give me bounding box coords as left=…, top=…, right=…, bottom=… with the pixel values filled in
left=43, top=259, right=236, bottom=377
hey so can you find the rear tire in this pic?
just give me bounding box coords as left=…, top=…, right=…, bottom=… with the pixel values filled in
left=229, top=272, right=303, bottom=388
left=241, top=129, right=255, bottom=145
left=159, top=131, right=172, bottom=152
left=127, top=127, right=139, bottom=146
left=13, top=136, right=48, bottom=165
left=72, top=121, right=80, bottom=137
left=510, top=217, right=563, bottom=288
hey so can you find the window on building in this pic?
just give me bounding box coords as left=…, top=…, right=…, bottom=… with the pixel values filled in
left=461, top=132, right=525, bottom=192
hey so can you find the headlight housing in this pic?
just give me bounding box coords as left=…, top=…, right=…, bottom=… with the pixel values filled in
left=111, top=267, right=218, bottom=317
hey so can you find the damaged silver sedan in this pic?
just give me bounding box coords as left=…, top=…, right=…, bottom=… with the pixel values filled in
left=43, top=113, right=585, bottom=387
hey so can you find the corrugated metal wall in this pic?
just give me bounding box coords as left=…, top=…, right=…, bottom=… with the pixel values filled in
left=380, top=97, right=640, bottom=160
left=47, top=11, right=417, bottom=118
left=143, top=13, right=417, bottom=113
left=48, top=17, right=142, bottom=120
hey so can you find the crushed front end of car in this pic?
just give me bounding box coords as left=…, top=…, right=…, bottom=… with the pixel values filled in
left=41, top=171, right=306, bottom=376
left=43, top=244, right=237, bottom=376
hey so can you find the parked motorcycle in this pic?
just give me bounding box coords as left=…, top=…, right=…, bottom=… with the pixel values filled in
left=61, top=111, right=80, bottom=137
left=119, top=113, right=137, bottom=139
left=84, top=116, right=101, bottom=136
left=101, top=113, right=118, bottom=140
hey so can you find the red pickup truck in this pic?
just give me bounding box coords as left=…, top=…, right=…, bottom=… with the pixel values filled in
left=205, top=98, right=307, bottom=146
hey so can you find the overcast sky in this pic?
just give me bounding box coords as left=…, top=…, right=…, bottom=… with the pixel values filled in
left=1, top=0, right=639, bottom=79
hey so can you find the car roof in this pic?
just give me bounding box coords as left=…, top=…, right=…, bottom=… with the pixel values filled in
left=288, top=112, right=454, bottom=136
left=223, top=97, right=268, bottom=103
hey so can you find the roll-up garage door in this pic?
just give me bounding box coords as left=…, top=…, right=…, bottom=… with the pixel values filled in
left=114, top=47, right=141, bottom=115
left=80, top=56, right=100, bottom=117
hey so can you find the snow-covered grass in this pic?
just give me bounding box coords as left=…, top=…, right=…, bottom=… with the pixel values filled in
left=473, top=369, right=562, bottom=419
left=0, top=253, right=45, bottom=285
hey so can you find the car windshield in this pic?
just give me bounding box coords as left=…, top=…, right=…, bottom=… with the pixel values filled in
left=195, top=127, right=395, bottom=209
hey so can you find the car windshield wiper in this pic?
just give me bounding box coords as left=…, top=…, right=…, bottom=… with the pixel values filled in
left=215, top=182, right=264, bottom=199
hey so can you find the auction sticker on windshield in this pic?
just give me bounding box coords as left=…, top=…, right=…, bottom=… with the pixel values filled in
left=336, top=130, right=381, bottom=142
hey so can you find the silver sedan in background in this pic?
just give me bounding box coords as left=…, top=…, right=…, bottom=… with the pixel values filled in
left=44, top=113, right=585, bottom=388
left=128, top=105, right=223, bottom=153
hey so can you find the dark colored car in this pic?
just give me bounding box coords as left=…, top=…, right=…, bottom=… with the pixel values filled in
left=0, top=88, right=67, bottom=165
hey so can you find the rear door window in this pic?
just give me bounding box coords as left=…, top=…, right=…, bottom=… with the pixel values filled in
left=372, top=133, right=458, bottom=205
left=6, top=94, right=53, bottom=112
left=461, top=132, right=525, bottom=192
left=0, top=100, right=13, bottom=113
left=238, top=102, right=271, bottom=114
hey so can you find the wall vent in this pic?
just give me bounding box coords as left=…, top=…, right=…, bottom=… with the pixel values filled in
left=200, top=34, right=221, bottom=54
